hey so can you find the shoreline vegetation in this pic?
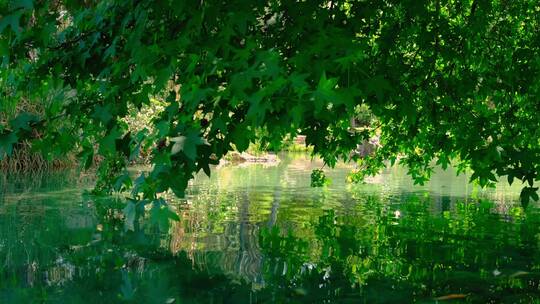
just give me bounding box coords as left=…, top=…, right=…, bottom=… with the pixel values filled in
left=0, top=141, right=77, bottom=172
left=0, top=133, right=380, bottom=173
left=1, top=97, right=375, bottom=176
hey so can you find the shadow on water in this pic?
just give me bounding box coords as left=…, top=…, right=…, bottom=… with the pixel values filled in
left=1, top=153, right=539, bottom=303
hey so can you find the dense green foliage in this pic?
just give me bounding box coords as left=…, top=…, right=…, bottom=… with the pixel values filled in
left=1, top=0, right=540, bottom=205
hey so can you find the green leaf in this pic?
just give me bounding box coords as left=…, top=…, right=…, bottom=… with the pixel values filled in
left=123, top=201, right=137, bottom=231
left=155, top=121, right=170, bottom=137
left=313, top=72, right=339, bottom=113
left=0, top=11, right=23, bottom=34
left=201, top=161, right=211, bottom=177
left=93, top=105, right=113, bottom=125
left=99, top=127, right=122, bottom=155
left=80, top=144, right=94, bottom=170
left=114, top=172, right=132, bottom=192
left=131, top=173, right=146, bottom=197
left=520, top=187, right=539, bottom=208
left=508, top=174, right=514, bottom=185
left=231, top=125, right=250, bottom=152
left=0, top=132, right=18, bottom=158
left=169, top=177, right=187, bottom=197
left=166, top=205, right=180, bottom=221
left=311, top=169, right=330, bottom=187
left=170, top=131, right=209, bottom=160
left=0, top=39, right=9, bottom=57
left=289, top=72, right=309, bottom=95
left=365, top=75, right=391, bottom=100
left=149, top=199, right=179, bottom=232
left=13, top=0, right=34, bottom=10
left=115, top=132, right=132, bottom=158
left=10, top=113, right=39, bottom=131
left=154, top=67, right=172, bottom=90
left=436, top=155, right=451, bottom=170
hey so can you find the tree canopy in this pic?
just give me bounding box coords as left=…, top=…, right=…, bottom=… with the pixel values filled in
left=1, top=0, right=540, bottom=206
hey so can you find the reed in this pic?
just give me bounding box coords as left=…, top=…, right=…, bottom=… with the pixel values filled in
left=0, top=141, right=77, bottom=173
left=1, top=99, right=78, bottom=173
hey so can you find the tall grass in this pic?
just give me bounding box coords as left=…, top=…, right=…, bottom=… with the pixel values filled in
left=0, top=141, right=77, bottom=172
left=0, top=99, right=77, bottom=173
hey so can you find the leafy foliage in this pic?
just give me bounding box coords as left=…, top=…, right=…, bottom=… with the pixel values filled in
left=2, top=0, right=540, bottom=206
left=310, top=169, right=330, bottom=187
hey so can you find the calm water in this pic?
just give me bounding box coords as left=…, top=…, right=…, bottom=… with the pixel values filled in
left=1, top=153, right=540, bottom=303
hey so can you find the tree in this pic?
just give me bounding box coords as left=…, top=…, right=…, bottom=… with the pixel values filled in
left=1, top=0, right=540, bottom=209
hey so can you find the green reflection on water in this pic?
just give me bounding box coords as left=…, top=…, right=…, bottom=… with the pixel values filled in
left=1, top=154, right=539, bottom=303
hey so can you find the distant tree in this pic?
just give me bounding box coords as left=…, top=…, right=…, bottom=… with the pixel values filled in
left=1, top=0, right=539, bottom=208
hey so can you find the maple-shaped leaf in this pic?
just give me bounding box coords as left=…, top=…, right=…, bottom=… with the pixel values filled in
left=170, top=130, right=209, bottom=160
left=313, top=72, right=339, bottom=113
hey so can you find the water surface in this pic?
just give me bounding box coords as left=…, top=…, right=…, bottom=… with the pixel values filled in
left=1, top=153, right=539, bottom=303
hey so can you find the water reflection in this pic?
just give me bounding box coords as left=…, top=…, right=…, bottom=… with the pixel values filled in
left=1, top=154, right=538, bottom=303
